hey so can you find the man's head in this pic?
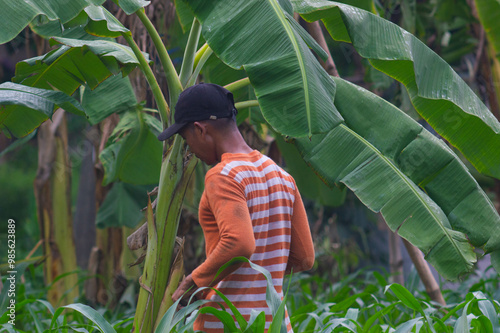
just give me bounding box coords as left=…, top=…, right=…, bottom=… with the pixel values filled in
left=158, top=83, right=239, bottom=164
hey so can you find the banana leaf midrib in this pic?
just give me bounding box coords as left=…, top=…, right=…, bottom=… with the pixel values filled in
left=337, top=123, right=470, bottom=265
left=268, top=0, right=311, bottom=136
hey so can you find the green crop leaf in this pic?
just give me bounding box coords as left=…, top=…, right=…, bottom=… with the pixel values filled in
left=185, top=0, right=343, bottom=138
left=30, top=11, right=104, bottom=41
left=474, top=0, right=500, bottom=59
left=296, top=123, right=476, bottom=280
left=276, top=135, right=346, bottom=207
left=0, top=0, right=105, bottom=44
left=100, top=110, right=162, bottom=185
left=174, top=0, right=195, bottom=33
left=385, top=284, right=423, bottom=313
left=0, top=82, right=84, bottom=137
left=50, top=303, right=117, bottom=333
left=84, top=5, right=130, bottom=38
left=114, top=0, right=151, bottom=15
left=330, top=77, right=500, bottom=265
left=51, top=37, right=149, bottom=75
left=4, top=37, right=146, bottom=138
left=95, top=182, right=150, bottom=228
left=292, top=0, right=500, bottom=179
left=82, top=75, right=137, bottom=125
left=293, top=77, right=500, bottom=279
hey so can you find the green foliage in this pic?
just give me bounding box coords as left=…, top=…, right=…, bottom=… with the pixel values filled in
left=0, top=0, right=105, bottom=44
left=292, top=0, right=500, bottom=180
left=474, top=0, right=500, bottom=59
left=0, top=82, right=85, bottom=137
left=4, top=261, right=500, bottom=332
left=81, top=75, right=138, bottom=125
left=0, top=263, right=136, bottom=332
left=294, top=77, right=500, bottom=279
left=185, top=0, right=343, bottom=137
left=100, top=109, right=162, bottom=186
left=95, top=182, right=152, bottom=228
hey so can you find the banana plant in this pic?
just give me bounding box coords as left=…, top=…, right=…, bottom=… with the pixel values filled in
left=2, top=0, right=500, bottom=330
left=474, top=0, right=500, bottom=114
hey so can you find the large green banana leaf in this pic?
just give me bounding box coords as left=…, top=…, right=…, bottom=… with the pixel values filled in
left=184, top=0, right=342, bottom=138
left=474, top=0, right=500, bottom=59
left=291, top=0, right=500, bottom=180
left=2, top=38, right=147, bottom=138
left=96, top=182, right=151, bottom=228
left=276, top=136, right=346, bottom=207
left=0, top=82, right=84, bottom=137
left=113, top=0, right=151, bottom=15
left=100, top=110, right=162, bottom=186
left=0, top=0, right=105, bottom=44
left=295, top=77, right=500, bottom=279
left=296, top=123, right=475, bottom=280
left=333, top=77, right=500, bottom=263
left=82, top=75, right=138, bottom=125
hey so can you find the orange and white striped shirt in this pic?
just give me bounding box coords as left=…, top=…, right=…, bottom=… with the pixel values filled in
left=191, top=150, right=315, bottom=332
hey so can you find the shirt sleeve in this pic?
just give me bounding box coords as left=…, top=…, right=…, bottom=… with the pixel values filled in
left=287, top=184, right=315, bottom=273
left=191, top=173, right=256, bottom=288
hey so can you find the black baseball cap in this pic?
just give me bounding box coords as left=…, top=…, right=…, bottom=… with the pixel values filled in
left=157, top=83, right=237, bottom=141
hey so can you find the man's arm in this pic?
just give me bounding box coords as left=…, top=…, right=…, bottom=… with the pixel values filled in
left=191, top=174, right=256, bottom=288
left=286, top=185, right=315, bottom=274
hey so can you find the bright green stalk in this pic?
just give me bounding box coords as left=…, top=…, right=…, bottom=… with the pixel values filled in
left=193, top=43, right=209, bottom=69
left=135, top=8, right=183, bottom=114
left=225, top=78, right=251, bottom=92
left=121, top=32, right=170, bottom=128
left=186, top=46, right=213, bottom=88
left=235, top=100, right=259, bottom=109
left=132, top=136, right=198, bottom=332
left=179, top=18, right=202, bottom=87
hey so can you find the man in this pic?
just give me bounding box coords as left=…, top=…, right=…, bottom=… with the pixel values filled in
left=158, top=83, right=315, bottom=332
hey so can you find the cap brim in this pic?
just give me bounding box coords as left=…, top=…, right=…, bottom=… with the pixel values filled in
left=157, top=122, right=187, bottom=141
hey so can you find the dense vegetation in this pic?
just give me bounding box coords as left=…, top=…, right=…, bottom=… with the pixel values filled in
left=1, top=0, right=500, bottom=331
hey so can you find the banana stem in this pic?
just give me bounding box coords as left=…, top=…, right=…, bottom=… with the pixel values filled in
left=193, top=43, right=210, bottom=69
left=224, top=77, right=251, bottom=92
left=121, top=32, right=170, bottom=128
left=179, top=19, right=202, bottom=87
left=135, top=8, right=183, bottom=116
left=235, top=100, right=259, bottom=110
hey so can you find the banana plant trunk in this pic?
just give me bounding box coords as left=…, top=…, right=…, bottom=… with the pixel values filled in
left=133, top=136, right=197, bottom=332
left=33, top=109, right=79, bottom=306
left=84, top=114, right=128, bottom=308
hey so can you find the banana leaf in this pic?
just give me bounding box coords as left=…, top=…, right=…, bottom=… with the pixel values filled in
left=474, top=0, right=500, bottom=60
left=82, top=75, right=137, bottom=125
left=100, top=110, right=162, bottom=186
left=174, top=0, right=195, bottom=33
left=296, top=125, right=475, bottom=280
left=96, top=182, right=150, bottom=228
left=185, top=0, right=343, bottom=138
left=0, top=0, right=105, bottom=44
left=276, top=135, right=346, bottom=207
left=333, top=77, right=500, bottom=258
left=292, top=0, right=500, bottom=180
left=3, top=38, right=147, bottom=138
left=0, top=82, right=84, bottom=137
left=113, top=0, right=151, bottom=15
left=294, top=77, right=500, bottom=279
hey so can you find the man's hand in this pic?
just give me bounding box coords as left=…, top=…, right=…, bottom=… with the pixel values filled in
left=172, top=274, right=197, bottom=307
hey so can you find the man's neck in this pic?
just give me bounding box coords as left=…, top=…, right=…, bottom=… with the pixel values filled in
left=215, top=131, right=253, bottom=162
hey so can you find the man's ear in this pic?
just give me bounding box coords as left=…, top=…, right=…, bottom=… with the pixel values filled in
left=193, top=121, right=207, bottom=136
